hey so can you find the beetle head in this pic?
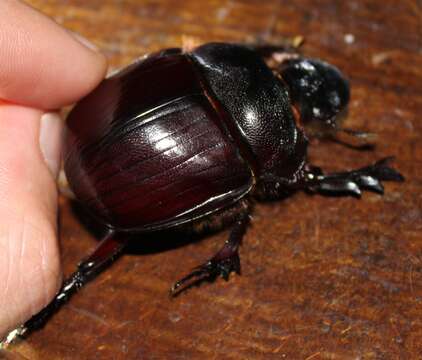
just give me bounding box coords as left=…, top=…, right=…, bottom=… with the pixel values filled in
left=279, top=57, right=350, bottom=136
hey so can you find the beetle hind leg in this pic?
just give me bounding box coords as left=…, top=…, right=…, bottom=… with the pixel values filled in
left=3, top=230, right=127, bottom=344
left=302, top=157, right=404, bottom=197
left=170, top=214, right=249, bottom=296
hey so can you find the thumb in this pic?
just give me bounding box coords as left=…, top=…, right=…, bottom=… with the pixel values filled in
left=0, top=104, right=62, bottom=336
left=0, top=0, right=107, bottom=109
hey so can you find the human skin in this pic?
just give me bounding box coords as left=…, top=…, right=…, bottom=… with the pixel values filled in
left=0, top=0, right=107, bottom=337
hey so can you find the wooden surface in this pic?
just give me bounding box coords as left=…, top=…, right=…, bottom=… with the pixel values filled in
left=10, top=0, right=422, bottom=359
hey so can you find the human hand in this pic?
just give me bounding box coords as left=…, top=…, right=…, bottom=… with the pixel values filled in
left=0, top=0, right=107, bottom=338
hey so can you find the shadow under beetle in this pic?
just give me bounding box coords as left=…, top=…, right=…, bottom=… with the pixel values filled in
left=8, top=41, right=404, bottom=340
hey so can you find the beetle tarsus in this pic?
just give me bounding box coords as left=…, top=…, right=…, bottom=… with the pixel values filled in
left=16, top=269, right=85, bottom=336
left=170, top=215, right=249, bottom=296
left=170, top=255, right=241, bottom=296
left=304, top=157, right=404, bottom=197
left=7, top=230, right=126, bottom=341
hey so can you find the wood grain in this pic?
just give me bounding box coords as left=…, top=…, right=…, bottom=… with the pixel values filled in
left=9, top=0, right=422, bottom=359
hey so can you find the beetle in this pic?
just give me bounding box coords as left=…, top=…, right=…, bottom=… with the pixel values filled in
left=10, top=42, right=404, bottom=339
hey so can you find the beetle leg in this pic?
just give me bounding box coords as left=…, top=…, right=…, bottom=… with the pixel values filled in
left=249, top=43, right=300, bottom=71
left=248, top=34, right=304, bottom=56
left=6, top=230, right=126, bottom=342
left=170, top=214, right=250, bottom=296
left=302, top=157, right=404, bottom=197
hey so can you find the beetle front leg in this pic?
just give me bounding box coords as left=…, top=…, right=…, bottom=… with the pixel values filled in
left=301, top=157, right=404, bottom=197
left=170, top=214, right=250, bottom=296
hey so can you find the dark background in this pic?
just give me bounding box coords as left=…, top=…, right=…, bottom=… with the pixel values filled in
left=12, top=1, right=422, bottom=359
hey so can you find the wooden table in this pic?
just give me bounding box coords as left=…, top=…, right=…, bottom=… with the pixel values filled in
left=11, top=1, right=422, bottom=358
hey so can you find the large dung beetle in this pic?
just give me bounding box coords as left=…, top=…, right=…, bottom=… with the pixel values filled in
left=8, top=41, right=404, bottom=340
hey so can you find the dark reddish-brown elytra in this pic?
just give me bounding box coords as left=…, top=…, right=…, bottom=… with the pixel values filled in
left=10, top=42, right=403, bottom=340
left=64, top=48, right=255, bottom=231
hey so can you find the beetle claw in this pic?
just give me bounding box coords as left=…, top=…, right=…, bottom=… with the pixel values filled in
left=365, top=157, right=405, bottom=182
left=349, top=157, right=404, bottom=192
left=170, top=254, right=241, bottom=296
left=170, top=215, right=247, bottom=296
left=306, top=157, right=404, bottom=197
left=170, top=266, right=213, bottom=297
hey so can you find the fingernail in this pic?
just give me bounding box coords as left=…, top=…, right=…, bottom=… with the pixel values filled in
left=39, top=112, right=64, bottom=179
left=68, top=30, right=100, bottom=52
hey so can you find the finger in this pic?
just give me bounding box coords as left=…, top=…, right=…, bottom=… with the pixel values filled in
left=0, top=0, right=107, bottom=109
left=0, top=103, right=62, bottom=336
